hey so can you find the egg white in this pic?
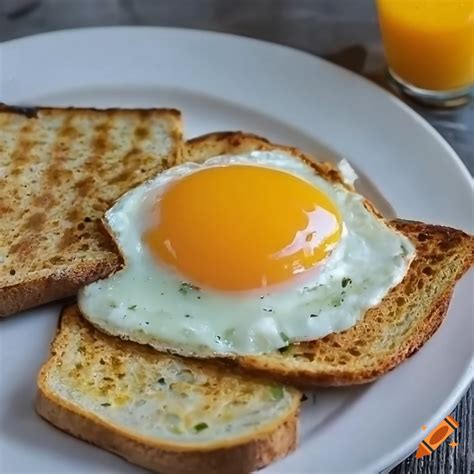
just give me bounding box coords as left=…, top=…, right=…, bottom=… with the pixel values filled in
left=78, top=151, right=415, bottom=356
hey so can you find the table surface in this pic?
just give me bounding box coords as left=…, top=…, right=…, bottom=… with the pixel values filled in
left=0, top=1, right=472, bottom=473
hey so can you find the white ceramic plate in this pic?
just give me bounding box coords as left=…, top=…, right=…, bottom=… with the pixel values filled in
left=0, top=27, right=472, bottom=474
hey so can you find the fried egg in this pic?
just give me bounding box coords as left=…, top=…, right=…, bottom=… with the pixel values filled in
left=78, top=151, right=415, bottom=356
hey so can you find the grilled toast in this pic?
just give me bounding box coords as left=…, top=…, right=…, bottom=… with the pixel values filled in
left=0, top=104, right=183, bottom=317
left=185, top=132, right=473, bottom=386
left=36, top=305, right=300, bottom=474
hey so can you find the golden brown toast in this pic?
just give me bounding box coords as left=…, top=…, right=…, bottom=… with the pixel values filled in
left=0, top=104, right=183, bottom=317
left=36, top=305, right=300, bottom=474
left=184, top=132, right=473, bottom=386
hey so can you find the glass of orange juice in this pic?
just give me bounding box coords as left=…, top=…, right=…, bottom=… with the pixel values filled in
left=376, top=0, right=473, bottom=107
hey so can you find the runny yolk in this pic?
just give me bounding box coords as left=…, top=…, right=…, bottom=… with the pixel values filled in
left=144, top=165, right=342, bottom=292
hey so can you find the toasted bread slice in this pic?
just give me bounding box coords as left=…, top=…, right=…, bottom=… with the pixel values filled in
left=0, top=104, right=183, bottom=317
left=36, top=305, right=300, bottom=474
left=231, top=219, right=472, bottom=386
left=184, top=132, right=473, bottom=386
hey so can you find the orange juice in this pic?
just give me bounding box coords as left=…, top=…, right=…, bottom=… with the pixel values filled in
left=377, top=0, right=474, bottom=91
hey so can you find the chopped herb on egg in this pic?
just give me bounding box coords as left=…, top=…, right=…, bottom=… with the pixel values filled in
left=400, top=244, right=409, bottom=256
left=310, top=313, right=319, bottom=318
left=158, top=377, right=166, bottom=384
left=109, top=302, right=117, bottom=308
left=215, top=335, right=221, bottom=342
left=280, top=332, right=290, bottom=343
left=101, top=402, right=111, bottom=407
left=145, top=321, right=149, bottom=325
left=262, top=308, right=273, bottom=312
left=184, top=314, right=190, bottom=318
left=278, top=344, right=291, bottom=354
left=332, top=291, right=346, bottom=307
left=194, top=422, right=208, bottom=432
left=270, top=385, right=284, bottom=400
left=303, top=284, right=322, bottom=293
left=341, top=277, right=352, bottom=288
left=179, top=282, right=200, bottom=295
left=128, top=304, right=137, bottom=310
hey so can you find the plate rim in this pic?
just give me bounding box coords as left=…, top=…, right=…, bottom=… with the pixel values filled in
left=1, top=26, right=472, bottom=473
left=2, top=25, right=472, bottom=186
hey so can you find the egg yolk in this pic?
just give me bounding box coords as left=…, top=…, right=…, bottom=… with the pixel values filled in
left=144, top=165, right=342, bottom=292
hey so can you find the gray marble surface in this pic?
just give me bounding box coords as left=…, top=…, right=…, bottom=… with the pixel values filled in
left=0, top=1, right=472, bottom=473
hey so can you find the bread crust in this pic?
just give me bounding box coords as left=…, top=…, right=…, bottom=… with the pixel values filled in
left=0, top=258, right=120, bottom=317
left=186, top=131, right=351, bottom=189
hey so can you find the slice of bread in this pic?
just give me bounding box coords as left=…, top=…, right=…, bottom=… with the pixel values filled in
left=36, top=305, right=300, bottom=474
left=0, top=104, right=183, bottom=317
left=184, top=132, right=473, bottom=385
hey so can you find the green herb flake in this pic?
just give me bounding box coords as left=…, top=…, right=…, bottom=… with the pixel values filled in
left=278, top=344, right=292, bottom=354
left=109, top=302, right=117, bottom=308
left=332, top=291, right=346, bottom=307
left=194, top=422, right=208, bottom=432
left=310, top=313, right=319, bottom=318
left=179, top=282, right=200, bottom=295
left=158, top=377, right=166, bottom=385
left=128, top=304, right=137, bottom=310
left=270, top=385, right=284, bottom=401
left=341, top=277, right=352, bottom=288
left=280, top=332, right=290, bottom=343
left=101, top=403, right=111, bottom=407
